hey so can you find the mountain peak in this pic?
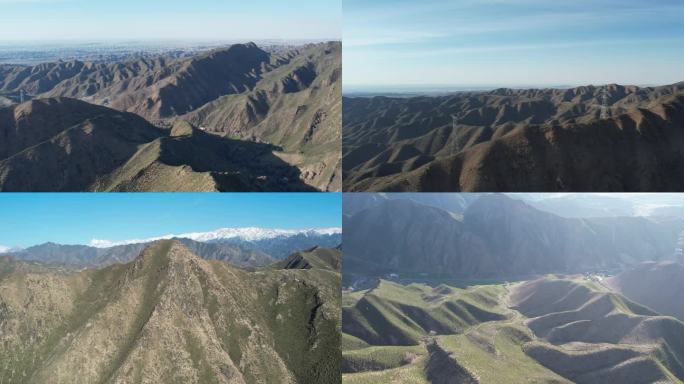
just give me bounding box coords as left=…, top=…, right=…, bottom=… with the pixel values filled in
left=133, top=239, right=200, bottom=265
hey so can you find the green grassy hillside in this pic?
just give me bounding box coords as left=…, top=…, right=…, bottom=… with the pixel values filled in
left=343, top=276, right=684, bottom=384
left=343, top=280, right=509, bottom=346
left=0, top=240, right=341, bottom=384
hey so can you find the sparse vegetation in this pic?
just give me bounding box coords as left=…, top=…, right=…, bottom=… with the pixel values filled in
left=0, top=240, right=342, bottom=384
left=343, top=275, right=684, bottom=383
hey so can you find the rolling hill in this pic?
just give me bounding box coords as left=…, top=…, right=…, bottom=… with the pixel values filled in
left=343, top=83, right=684, bottom=192
left=511, top=277, right=684, bottom=383
left=0, top=240, right=342, bottom=384
left=607, top=261, right=684, bottom=321
left=0, top=42, right=341, bottom=191
left=343, top=275, right=684, bottom=384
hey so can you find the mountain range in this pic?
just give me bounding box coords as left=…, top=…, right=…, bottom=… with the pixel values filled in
left=0, top=240, right=341, bottom=383
left=0, top=42, right=341, bottom=191
left=343, top=82, right=684, bottom=192
left=343, top=194, right=684, bottom=281
left=0, top=227, right=342, bottom=268
left=342, top=264, right=684, bottom=383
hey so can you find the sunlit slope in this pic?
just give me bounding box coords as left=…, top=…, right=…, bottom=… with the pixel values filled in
left=0, top=42, right=342, bottom=191
left=343, top=280, right=509, bottom=346
left=510, top=277, right=684, bottom=383
left=342, top=276, right=684, bottom=383
left=343, top=83, right=684, bottom=192
left=0, top=240, right=341, bottom=384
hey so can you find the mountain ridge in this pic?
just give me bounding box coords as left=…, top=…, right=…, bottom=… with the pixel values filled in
left=343, top=194, right=684, bottom=279
left=343, top=82, right=684, bottom=191
left=0, top=229, right=342, bottom=268
left=0, top=42, right=342, bottom=191
left=0, top=240, right=341, bottom=383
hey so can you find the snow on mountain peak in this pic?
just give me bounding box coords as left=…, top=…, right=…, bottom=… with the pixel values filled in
left=88, top=227, right=341, bottom=248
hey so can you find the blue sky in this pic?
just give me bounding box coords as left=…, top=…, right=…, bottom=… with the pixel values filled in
left=0, top=0, right=341, bottom=41
left=344, top=0, right=684, bottom=88
left=0, top=193, right=341, bottom=249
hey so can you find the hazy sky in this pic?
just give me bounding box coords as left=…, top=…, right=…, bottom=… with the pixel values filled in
left=0, top=0, right=341, bottom=41
left=344, top=0, right=684, bottom=88
left=0, top=193, right=341, bottom=249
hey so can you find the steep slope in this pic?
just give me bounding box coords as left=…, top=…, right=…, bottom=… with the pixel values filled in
left=343, top=276, right=684, bottom=383
left=183, top=42, right=342, bottom=191
left=98, top=120, right=315, bottom=192
left=342, top=192, right=475, bottom=217
left=510, top=277, right=684, bottom=383
left=343, top=280, right=508, bottom=346
left=277, top=246, right=342, bottom=272
left=341, top=281, right=568, bottom=384
left=343, top=83, right=684, bottom=192
left=223, top=230, right=342, bottom=259
left=343, top=194, right=684, bottom=279
left=0, top=100, right=313, bottom=191
left=2, top=228, right=342, bottom=269
left=0, top=240, right=340, bottom=384
left=0, top=256, right=64, bottom=281
left=1, top=42, right=342, bottom=191
left=4, top=239, right=274, bottom=269
left=1, top=44, right=270, bottom=121
left=519, top=194, right=640, bottom=218
left=0, top=98, right=165, bottom=191
left=607, top=261, right=684, bottom=321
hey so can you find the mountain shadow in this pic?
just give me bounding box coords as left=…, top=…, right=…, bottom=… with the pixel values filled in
left=0, top=98, right=315, bottom=191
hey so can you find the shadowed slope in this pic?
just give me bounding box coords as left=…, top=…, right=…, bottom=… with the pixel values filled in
left=0, top=100, right=314, bottom=192
left=510, top=277, right=684, bottom=383
left=343, top=195, right=684, bottom=279
left=1, top=42, right=342, bottom=191
left=607, top=261, right=684, bottom=322
left=343, top=84, right=684, bottom=192
left=343, top=281, right=508, bottom=346
left=277, top=246, right=341, bottom=272
left=183, top=42, right=342, bottom=191
left=0, top=98, right=165, bottom=191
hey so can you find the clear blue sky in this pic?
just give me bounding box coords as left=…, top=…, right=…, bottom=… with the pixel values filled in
left=0, top=193, right=341, bottom=249
left=344, top=0, right=684, bottom=88
left=0, top=0, right=340, bottom=41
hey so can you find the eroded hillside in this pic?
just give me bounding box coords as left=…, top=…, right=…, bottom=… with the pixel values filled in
left=342, top=272, right=684, bottom=384
left=343, top=83, right=684, bottom=192
left=0, top=240, right=342, bottom=384
left=0, top=42, right=341, bottom=191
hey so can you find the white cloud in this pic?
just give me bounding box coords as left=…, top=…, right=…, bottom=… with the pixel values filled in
left=351, top=37, right=684, bottom=59
left=344, top=30, right=450, bottom=48
left=89, top=227, right=342, bottom=249
left=0, top=245, right=10, bottom=253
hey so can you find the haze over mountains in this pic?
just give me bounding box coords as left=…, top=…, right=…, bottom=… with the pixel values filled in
left=343, top=193, right=684, bottom=281
left=343, top=82, right=684, bottom=192
left=0, top=41, right=341, bottom=191
left=342, top=270, right=684, bottom=384
left=0, top=227, right=342, bottom=269
left=342, top=193, right=684, bottom=383
left=0, top=240, right=342, bottom=383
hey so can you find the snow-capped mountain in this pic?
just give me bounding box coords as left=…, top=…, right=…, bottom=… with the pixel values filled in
left=5, top=227, right=342, bottom=268
left=89, top=227, right=342, bottom=248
